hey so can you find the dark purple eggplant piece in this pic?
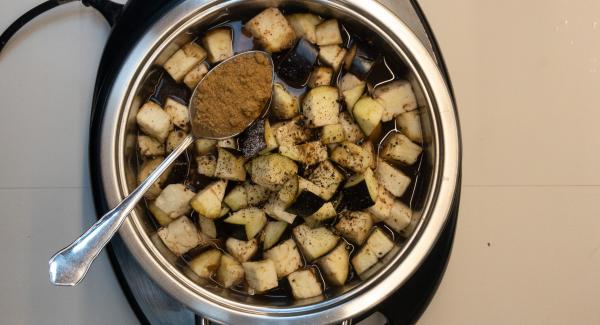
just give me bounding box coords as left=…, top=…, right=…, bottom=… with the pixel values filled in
left=149, top=69, right=192, bottom=106
left=239, top=119, right=267, bottom=158
left=277, top=38, right=319, bottom=88
left=286, top=190, right=325, bottom=217
left=348, top=45, right=378, bottom=80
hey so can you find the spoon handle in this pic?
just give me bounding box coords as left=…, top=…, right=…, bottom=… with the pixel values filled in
left=49, top=134, right=195, bottom=286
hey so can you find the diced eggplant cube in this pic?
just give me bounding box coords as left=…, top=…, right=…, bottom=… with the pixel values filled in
left=348, top=46, right=377, bottom=80
left=157, top=216, right=201, bottom=256
left=244, top=182, right=271, bottom=206
left=216, top=254, right=245, bottom=288
left=164, top=42, right=207, bottom=82
left=251, top=154, right=298, bottom=191
left=154, top=184, right=195, bottom=219
left=217, top=138, right=237, bottom=149
left=273, top=118, right=311, bottom=145
left=338, top=111, right=365, bottom=143
left=342, top=168, right=378, bottom=210
left=264, top=196, right=297, bottom=224
left=136, top=101, right=173, bottom=142
left=361, top=141, right=376, bottom=170
left=293, top=225, right=339, bottom=261
left=331, top=142, right=371, bottom=173
left=367, top=185, right=395, bottom=222
left=286, top=13, right=322, bottom=44
left=343, top=44, right=357, bottom=71
left=351, top=228, right=394, bottom=274
left=239, top=119, right=267, bottom=158
left=183, top=61, right=209, bottom=90
left=245, top=8, right=297, bottom=53
left=223, top=185, right=248, bottom=211
left=149, top=201, right=173, bottom=227
left=396, top=110, right=423, bottom=144
left=321, top=124, right=345, bottom=144
left=297, top=177, right=327, bottom=200
left=189, top=249, right=222, bottom=279
left=277, top=176, right=298, bottom=205
left=339, top=73, right=366, bottom=113
left=164, top=98, right=190, bottom=131
left=196, top=154, right=217, bottom=177
left=166, top=130, right=187, bottom=153
left=260, top=120, right=279, bottom=154
left=380, top=133, right=422, bottom=165
left=191, top=180, right=227, bottom=219
left=375, top=160, right=411, bottom=197
left=303, top=86, right=340, bottom=128
left=138, top=158, right=171, bottom=200
left=288, top=269, right=323, bottom=299
left=195, top=138, right=217, bottom=155
left=264, top=239, right=303, bottom=278
left=224, top=207, right=267, bottom=240
left=243, top=259, right=279, bottom=293
left=307, top=202, right=337, bottom=221
left=308, top=160, right=344, bottom=201
left=318, top=45, right=347, bottom=71
left=335, top=211, right=373, bottom=245
left=278, top=39, right=319, bottom=87
left=199, top=216, right=217, bottom=238
left=215, top=148, right=247, bottom=182
left=353, top=97, right=384, bottom=137
left=281, top=141, right=328, bottom=166
left=317, top=243, right=349, bottom=286
left=261, top=221, right=288, bottom=250
left=202, top=28, right=233, bottom=63
left=138, top=135, right=165, bottom=157
left=286, top=190, right=326, bottom=217
left=226, top=237, right=258, bottom=262
left=308, top=66, right=334, bottom=88
left=315, top=19, right=343, bottom=46
left=385, top=200, right=412, bottom=233
left=373, top=80, right=417, bottom=121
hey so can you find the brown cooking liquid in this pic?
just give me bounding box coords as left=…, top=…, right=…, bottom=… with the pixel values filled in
left=137, top=16, right=424, bottom=302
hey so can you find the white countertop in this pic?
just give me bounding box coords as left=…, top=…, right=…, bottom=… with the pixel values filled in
left=0, top=1, right=598, bottom=324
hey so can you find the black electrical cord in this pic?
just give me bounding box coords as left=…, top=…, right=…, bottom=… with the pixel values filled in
left=0, top=0, right=122, bottom=55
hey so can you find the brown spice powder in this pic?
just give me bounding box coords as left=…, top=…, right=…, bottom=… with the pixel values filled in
left=191, top=52, right=273, bottom=138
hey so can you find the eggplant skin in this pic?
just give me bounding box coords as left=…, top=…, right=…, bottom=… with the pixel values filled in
left=278, top=39, right=319, bottom=88
left=286, top=191, right=325, bottom=217
left=343, top=180, right=375, bottom=210
left=239, top=119, right=267, bottom=158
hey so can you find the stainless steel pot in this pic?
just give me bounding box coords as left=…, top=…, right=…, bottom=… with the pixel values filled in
left=96, top=0, right=461, bottom=323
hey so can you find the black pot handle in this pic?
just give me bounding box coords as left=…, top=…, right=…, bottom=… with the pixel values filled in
left=0, top=0, right=123, bottom=55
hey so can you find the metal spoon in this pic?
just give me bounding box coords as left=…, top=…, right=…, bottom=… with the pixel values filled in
left=49, top=51, right=274, bottom=286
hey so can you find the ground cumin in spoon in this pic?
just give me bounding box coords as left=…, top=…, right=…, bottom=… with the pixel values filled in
left=191, top=52, right=273, bottom=138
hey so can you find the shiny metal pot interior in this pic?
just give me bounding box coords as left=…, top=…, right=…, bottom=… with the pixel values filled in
left=96, top=0, right=460, bottom=323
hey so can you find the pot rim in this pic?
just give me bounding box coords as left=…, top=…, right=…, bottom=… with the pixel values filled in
left=97, top=0, right=461, bottom=323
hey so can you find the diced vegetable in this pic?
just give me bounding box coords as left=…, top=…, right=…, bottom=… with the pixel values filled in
left=164, top=98, right=190, bottom=131
left=361, top=141, right=376, bottom=170
left=245, top=8, right=296, bottom=53
left=278, top=39, right=319, bottom=87
left=396, top=110, right=423, bottom=144
left=217, top=138, right=237, bottom=149
left=320, top=124, right=345, bottom=144
left=286, top=190, right=325, bottom=217
left=307, top=160, right=344, bottom=200
left=199, top=216, right=217, bottom=238
left=380, top=133, right=422, bottom=165
left=195, top=138, right=217, bottom=155
left=343, top=44, right=357, bottom=71
left=157, top=216, right=201, bottom=256
left=202, top=28, right=233, bottom=63
left=196, top=154, right=217, bottom=177
left=138, top=158, right=171, bottom=200
left=272, top=83, right=300, bottom=120
left=366, top=185, right=395, bottom=222
left=166, top=130, right=187, bottom=153
left=293, top=225, right=339, bottom=261
left=244, top=182, right=271, bottom=206
left=183, top=61, right=209, bottom=90
left=239, top=119, right=267, bottom=158
left=317, top=243, right=349, bottom=286
left=261, top=221, right=288, bottom=250
left=277, top=176, right=298, bottom=205
left=251, top=154, right=298, bottom=191
left=136, top=101, right=173, bottom=142
left=375, top=160, right=411, bottom=197
left=286, top=13, right=321, bottom=43
left=215, top=148, right=247, bottom=182
left=189, top=249, right=222, bottom=279
left=191, top=180, right=227, bottom=218
left=264, top=239, right=303, bottom=278
left=216, top=254, right=245, bottom=288
left=288, top=269, right=323, bottom=299
left=153, top=184, right=195, bottom=219
left=225, top=237, right=258, bottom=262
left=347, top=45, right=377, bottom=80
left=385, top=200, right=412, bottom=233
left=338, top=111, right=365, bottom=143
left=302, top=86, right=340, bottom=128
left=353, top=97, right=384, bottom=137
left=163, top=42, right=207, bottom=82
left=224, top=207, right=267, bottom=239
left=138, top=135, right=165, bottom=157
left=298, top=177, right=327, bottom=199
left=308, top=66, right=333, bottom=88
left=318, top=45, right=347, bottom=71
left=335, top=211, right=373, bottom=245
left=223, top=185, right=248, bottom=211
left=331, top=142, right=371, bottom=173
left=315, top=19, right=343, bottom=46
left=339, top=73, right=366, bottom=113
left=273, top=118, right=311, bottom=145
left=243, top=260, right=279, bottom=293
left=305, top=202, right=337, bottom=226
left=264, top=196, right=297, bottom=224
left=373, top=80, right=417, bottom=121
left=342, top=168, right=378, bottom=210
left=280, top=141, right=328, bottom=165
left=148, top=202, right=172, bottom=227
left=260, top=120, right=279, bottom=154
left=351, top=228, right=394, bottom=274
